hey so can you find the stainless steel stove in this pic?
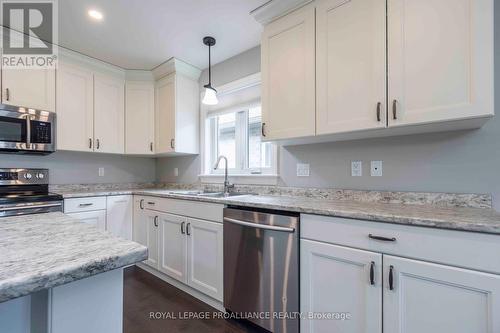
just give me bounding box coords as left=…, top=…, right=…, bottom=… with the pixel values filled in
left=0, top=168, right=63, bottom=217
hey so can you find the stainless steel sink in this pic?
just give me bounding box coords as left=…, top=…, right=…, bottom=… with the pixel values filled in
left=165, top=190, right=251, bottom=198
left=195, top=192, right=251, bottom=198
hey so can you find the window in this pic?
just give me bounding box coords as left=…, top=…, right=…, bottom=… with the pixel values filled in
left=206, top=105, right=274, bottom=175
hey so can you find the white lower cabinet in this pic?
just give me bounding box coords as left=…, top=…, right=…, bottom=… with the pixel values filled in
left=132, top=196, right=224, bottom=302
left=106, top=195, right=132, bottom=240
left=383, top=256, right=500, bottom=333
left=186, top=218, right=223, bottom=301
left=66, top=211, right=106, bottom=231
left=301, top=240, right=382, bottom=333
left=158, top=213, right=188, bottom=282
left=301, top=214, right=500, bottom=333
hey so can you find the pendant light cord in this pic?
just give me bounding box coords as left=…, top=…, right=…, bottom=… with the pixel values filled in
left=208, top=44, right=212, bottom=86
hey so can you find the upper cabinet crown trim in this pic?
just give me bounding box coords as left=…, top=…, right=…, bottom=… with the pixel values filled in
left=152, top=58, right=202, bottom=81
left=251, top=0, right=314, bottom=25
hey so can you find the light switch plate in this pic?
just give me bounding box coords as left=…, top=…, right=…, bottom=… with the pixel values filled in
left=174, top=168, right=179, bottom=177
left=98, top=167, right=104, bottom=177
left=351, top=161, right=362, bottom=177
left=370, top=161, right=383, bottom=177
left=296, top=163, right=310, bottom=177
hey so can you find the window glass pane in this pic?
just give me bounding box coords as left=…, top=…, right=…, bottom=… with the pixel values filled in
left=216, top=113, right=236, bottom=169
left=248, top=106, right=271, bottom=169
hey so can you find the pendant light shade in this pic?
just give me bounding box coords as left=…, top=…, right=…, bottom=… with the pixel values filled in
left=202, top=36, right=218, bottom=106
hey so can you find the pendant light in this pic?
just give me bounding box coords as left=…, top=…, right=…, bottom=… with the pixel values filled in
left=202, top=36, right=218, bottom=105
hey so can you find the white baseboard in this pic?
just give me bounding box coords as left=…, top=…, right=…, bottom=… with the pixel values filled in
left=135, top=263, right=225, bottom=312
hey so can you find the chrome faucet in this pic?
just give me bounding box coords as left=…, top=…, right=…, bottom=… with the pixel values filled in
left=213, top=155, right=234, bottom=196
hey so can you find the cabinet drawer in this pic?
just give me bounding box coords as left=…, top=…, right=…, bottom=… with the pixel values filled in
left=144, top=197, right=223, bottom=223
left=64, top=197, right=107, bottom=213
left=301, top=214, right=500, bottom=275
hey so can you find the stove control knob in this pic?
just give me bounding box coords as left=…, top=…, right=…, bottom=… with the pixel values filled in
left=24, top=173, right=33, bottom=180
left=36, top=173, right=45, bottom=179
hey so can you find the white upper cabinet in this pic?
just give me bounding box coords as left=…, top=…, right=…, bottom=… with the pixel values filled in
left=316, top=0, right=387, bottom=135
left=261, top=4, right=316, bottom=141
left=155, top=73, right=199, bottom=155
left=2, top=68, right=56, bottom=112
left=125, top=81, right=155, bottom=155
left=94, top=74, right=125, bottom=154
left=56, top=61, right=94, bottom=152
left=384, top=255, right=500, bottom=333
left=388, top=0, right=494, bottom=127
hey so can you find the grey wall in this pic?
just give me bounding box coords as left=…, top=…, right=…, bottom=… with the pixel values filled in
left=0, top=151, right=156, bottom=184
left=157, top=16, right=500, bottom=210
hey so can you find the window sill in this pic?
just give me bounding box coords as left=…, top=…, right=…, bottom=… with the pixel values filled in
left=199, top=174, right=280, bottom=186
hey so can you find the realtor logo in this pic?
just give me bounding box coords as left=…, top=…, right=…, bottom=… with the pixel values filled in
left=1, top=0, right=58, bottom=69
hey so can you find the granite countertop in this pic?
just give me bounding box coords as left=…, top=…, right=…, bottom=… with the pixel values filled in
left=131, top=189, right=500, bottom=235
left=0, top=212, right=147, bottom=303
left=54, top=186, right=500, bottom=235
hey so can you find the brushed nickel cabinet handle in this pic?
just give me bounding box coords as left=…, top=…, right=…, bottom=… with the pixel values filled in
left=6, top=88, right=10, bottom=101
left=150, top=142, right=153, bottom=152
left=181, top=221, right=186, bottom=234
left=376, top=102, right=382, bottom=122
left=186, top=222, right=191, bottom=236
left=369, top=234, right=396, bottom=242
left=96, top=139, right=100, bottom=150
left=139, top=199, right=144, bottom=210
left=154, top=216, right=159, bottom=227
left=392, top=100, right=398, bottom=120
left=170, top=138, right=175, bottom=149
left=89, top=138, right=93, bottom=149
left=261, top=123, right=266, bottom=137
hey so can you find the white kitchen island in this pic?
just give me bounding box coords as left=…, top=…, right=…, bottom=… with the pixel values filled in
left=0, top=212, right=147, bottom=333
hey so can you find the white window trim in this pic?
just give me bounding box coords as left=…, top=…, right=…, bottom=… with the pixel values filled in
left=199, top=72, right=280, bottom=185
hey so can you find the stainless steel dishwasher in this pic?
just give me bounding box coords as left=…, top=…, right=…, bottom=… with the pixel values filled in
left=223, top=207, right=299, bottom=333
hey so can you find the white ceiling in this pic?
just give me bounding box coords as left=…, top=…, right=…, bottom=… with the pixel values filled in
left=58, top=0, right=266, bottom=70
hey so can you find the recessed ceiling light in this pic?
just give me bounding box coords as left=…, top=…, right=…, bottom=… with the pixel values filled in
left=88, top=9, right=103, bottom=21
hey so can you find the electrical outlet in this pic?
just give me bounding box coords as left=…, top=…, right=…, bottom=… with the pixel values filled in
left=174, top=168, right=179, bottom=177
left=351, top=161, right=362, bottom=177
left=296, top=163, right=310, bottom=177
left=98, top=167, right=105, bottom=177
left=370, top=161, right=383, bottom=177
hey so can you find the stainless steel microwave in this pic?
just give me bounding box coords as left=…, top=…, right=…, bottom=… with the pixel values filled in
left=0, top=104, right=56, bottom=154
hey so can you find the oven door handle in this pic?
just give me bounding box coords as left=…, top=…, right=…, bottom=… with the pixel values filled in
left=223, top=217, right=295, bottom=233
left=0, top=202, right=62, bottom=211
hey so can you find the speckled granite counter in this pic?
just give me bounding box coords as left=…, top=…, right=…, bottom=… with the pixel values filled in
left=0, top=212, right=147, bottom=303
left=131, top=189, right=500, bottom=235
left=52, top=185, right=500, bottom=235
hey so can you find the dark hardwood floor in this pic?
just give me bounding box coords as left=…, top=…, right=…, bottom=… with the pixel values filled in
left=124, top=265, right=266, bottom=333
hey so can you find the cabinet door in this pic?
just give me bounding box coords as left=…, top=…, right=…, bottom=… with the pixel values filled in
left=106, top=195, right=132, bottom=240
left=67, top=210, right=106, bottom=231
left=316, top=0, right=386, bottom=135
left=155, top=74, right=176, bottom=154
left=125, top=81, right=155, bottom=154
left=158, top=212, right=187, bottom=283
left=301, top=240, right=382, bottom=333
left=144, top=211, right=160, bottom=269
left=388, top=0, right=494, bottom=127
left=186, top=218, right=223, bottom=301
left=261, top=4, right=316, bottom=140
left=56, top=61, right=94, bottom=152
left=94, top=74, right=125, bottom=154
left=384, top=255, right=500, bottom=333
left=2, top=68, right=56, bottom=111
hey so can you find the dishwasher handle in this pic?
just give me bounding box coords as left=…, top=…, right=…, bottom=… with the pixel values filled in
left=223, top=217, right=295, bottom=233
